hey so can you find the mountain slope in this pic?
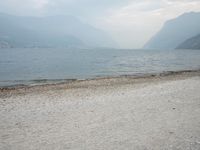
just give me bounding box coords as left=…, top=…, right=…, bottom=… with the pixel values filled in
left=0, top=13, right=115, bottom=48
left=144, top=12, right=200, bottom=49
left=176, top=34, right=200, bottom=49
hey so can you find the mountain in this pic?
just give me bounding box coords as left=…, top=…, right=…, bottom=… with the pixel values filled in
left=176, top=34, right=200, bottom=49
left=0, top=13, right=115, bottom=48
left=144, top=12, right=200, bottom=49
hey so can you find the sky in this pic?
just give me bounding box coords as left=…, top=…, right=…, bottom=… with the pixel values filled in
left=0, top=0, right=200, bottom=48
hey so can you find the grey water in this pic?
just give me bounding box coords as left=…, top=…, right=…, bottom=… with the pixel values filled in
left=0, top=48, right=200, bottom=87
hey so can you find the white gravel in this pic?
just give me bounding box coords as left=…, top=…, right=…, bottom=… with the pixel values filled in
left=1, top=75, right=200, bottom=150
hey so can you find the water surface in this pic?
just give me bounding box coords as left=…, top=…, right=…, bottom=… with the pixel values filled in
left=0, top=48, right=200, bottom=86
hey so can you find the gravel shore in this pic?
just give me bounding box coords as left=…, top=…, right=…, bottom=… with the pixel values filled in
left=1, top=71, right=200, bottom=150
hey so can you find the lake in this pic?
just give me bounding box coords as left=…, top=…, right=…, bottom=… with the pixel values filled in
left=0, top=48, right=200, bottom=87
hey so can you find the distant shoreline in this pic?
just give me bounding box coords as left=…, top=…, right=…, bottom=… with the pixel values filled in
left=1, top=69, right=200, bottom=97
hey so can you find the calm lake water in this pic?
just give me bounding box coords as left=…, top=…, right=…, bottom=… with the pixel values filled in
left=0, top=48, right=200, bottom=86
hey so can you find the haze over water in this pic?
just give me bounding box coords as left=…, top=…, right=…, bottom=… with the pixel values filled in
left=0, top=48, right=200, bottom=87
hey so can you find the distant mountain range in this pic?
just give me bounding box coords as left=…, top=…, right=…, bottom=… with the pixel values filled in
left=144, top=12, right=200, bottom=50
left=176, top=34, right=200, bottom=49
left=0, top=13, right=116, bottom=48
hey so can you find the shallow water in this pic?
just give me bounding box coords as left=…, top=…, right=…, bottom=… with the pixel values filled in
left=0, top=48, right=200, bottom=86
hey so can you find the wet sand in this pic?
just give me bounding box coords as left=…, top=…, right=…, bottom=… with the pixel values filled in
left=1, top=71, right=200, bottom=150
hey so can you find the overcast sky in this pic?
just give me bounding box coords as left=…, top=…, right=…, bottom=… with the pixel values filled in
left=0, top=0, right=200, bottom=48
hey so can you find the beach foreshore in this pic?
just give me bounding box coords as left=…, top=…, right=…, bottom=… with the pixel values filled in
left=1, top=70, right=200, bottom=149
left=0, top=69, right=200, bottom=96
